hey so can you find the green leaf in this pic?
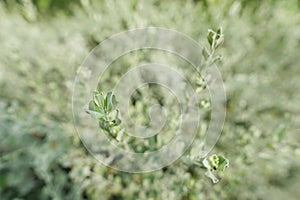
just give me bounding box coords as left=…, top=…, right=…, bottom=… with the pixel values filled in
left=85, top=109, right=105, bottom=119
left=93, top=92, right=105, bottom=110
left=217, top=27, right=222, bottom=35
left=217, top=155, right=229, bottom=171
left=113, top=110, right=122, bottom=126
left=207, top=27, right=224, bottom=50
left=105, top=91, right=117, bottom=112
left=202, top=154, right=229, bottom=183
left=88, top=100, right=100, bottom=113
left=214, top=34, right=224, bottom=49
left=207, top=29, right=215, bottom=46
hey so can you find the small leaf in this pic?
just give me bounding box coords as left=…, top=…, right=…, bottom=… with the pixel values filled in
left=203, top=156, right=219, bottom=183
left=93, top=92, right=105, bottom=110
left=207, top=29, right=215, bottom=46
left=217, top=155, right=229, bottom=171
left=85, top=109, right=105, bottom=119
left=202, top=154, right=229, bottom=183
left=205, top=170, right=219, bottom=183
left=217, top=27, right=222, bottom=35
left=106, top=91, right=117, bottom=112
left=214, top=34, right=224, bottom=49
left=88, top=100, right=100, bottom=113
left=113, top=110, right=122, bottom=126
left=209, top=154, right=219, bottom=170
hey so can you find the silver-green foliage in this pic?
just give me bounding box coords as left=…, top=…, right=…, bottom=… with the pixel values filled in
left=0, top=0, right=300, bottom=199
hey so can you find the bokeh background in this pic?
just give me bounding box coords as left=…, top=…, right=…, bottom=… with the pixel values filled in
left=1, top=0, right=300, bottom=199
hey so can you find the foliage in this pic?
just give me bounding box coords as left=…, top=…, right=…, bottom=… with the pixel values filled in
left=0, top=0, right=300, bottom=199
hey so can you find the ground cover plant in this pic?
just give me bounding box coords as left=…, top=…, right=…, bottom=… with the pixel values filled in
left=0, top=0, right=300, bottom=199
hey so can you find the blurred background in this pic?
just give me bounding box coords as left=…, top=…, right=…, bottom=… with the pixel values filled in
left=0, top=0, right=300, bottom=199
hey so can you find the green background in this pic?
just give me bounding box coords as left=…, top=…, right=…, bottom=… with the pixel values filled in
left=0, top=0, right=300, bottom=199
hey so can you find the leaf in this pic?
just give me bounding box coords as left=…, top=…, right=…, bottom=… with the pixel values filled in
left=85, top=109, right=104, bottom=119
left=217, top=26, right=223, bottom=35
left=205, top=170, right=219, bottom=183
left=93, top=92, right=105, bottom=110
left=207, top=27, right=224, bottom=50
left=87, top=98, right=104, bottom=118
left=207, top=29, right=215, bottom=46
left=105, top=91, right=117, bottom=112
left=217, top=155, right=229, bottom=171
left=113, top=109, right=122, bottom=126
left=202, top=154, right=229, bottom=183
left=214, top=34, right=224, bottom=49
left=88, top=100, right=100, bottom=113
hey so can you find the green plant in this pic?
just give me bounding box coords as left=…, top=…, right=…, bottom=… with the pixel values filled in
left=1, top=0, right=300, bottom=199
left=86, top=28, right=229, bottom=183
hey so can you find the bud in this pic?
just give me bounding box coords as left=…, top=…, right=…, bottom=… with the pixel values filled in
left=207, top=27, right=224, bottom=50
